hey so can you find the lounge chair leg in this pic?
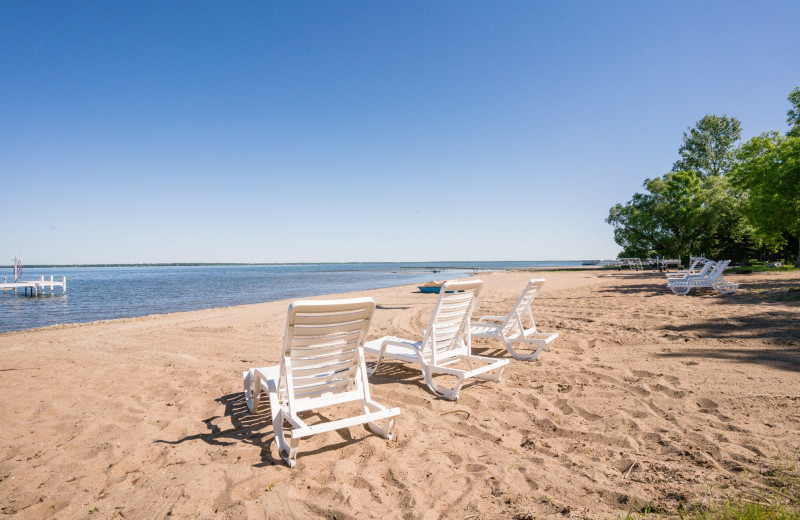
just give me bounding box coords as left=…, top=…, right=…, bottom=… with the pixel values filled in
left=367, top=416, right=397, bottom=441
left=365, top=350, right=385, bottom=377
left=363, top=401, right=396, bottom=440
left=286, top=436, right=300, bottom=468
left=242, top=369, right=256, bottom=412
left=421, top=366, right=462, bottom=401
left=272, top=411, right=300, bottom=468
left=505, top=340, right=543, bottom=361
left=471, top=361, right=506, bottom=383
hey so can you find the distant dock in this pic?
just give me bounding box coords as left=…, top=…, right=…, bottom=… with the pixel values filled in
left=1, top=275, right=66, bottom=296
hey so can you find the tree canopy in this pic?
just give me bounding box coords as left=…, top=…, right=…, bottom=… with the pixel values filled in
left=672, top=115, right=741, bottom=178
left=606, top=170, right=721, bottom=259
left=730, top=132, right=800, bottom=267
left=608, top=89, right=800, bottom=266
left=787, top=87, right=800, bottom=138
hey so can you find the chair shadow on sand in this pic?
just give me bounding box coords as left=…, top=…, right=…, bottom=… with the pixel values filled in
left=366, top=356, right=503, bottom=397
left=154, top=390, right=386, bottom=467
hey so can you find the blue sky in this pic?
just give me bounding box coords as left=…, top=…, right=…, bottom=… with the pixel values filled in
left=2, top=2, right=798, bottom=264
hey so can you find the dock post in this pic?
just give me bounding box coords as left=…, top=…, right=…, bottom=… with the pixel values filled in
left=63, top=276, right=67, bottom=294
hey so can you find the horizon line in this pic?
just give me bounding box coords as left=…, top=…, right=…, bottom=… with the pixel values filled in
left=1, top=259, right=602, bottom=269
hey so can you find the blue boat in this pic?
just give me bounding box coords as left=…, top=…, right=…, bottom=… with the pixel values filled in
left=417, top=281, right=450, bottom=293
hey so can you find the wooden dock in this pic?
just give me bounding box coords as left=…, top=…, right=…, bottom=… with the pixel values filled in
left=1, top=275, right=66, bottom=296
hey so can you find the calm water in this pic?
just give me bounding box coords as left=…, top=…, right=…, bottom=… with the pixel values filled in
left=0, top=261, right=583, bottom=333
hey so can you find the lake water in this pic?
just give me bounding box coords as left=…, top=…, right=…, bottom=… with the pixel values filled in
left=0, top=261, right=583, bottom=333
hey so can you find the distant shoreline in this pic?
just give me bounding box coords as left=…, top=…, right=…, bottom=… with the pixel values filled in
left=0, top=260, right=598, bottom=269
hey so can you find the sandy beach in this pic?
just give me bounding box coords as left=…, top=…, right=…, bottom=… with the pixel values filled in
left=1, top=269, right=798, bottom=519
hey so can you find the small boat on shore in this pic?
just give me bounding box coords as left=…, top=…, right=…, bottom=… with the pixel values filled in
left=417, top=280, right=446, bottom=293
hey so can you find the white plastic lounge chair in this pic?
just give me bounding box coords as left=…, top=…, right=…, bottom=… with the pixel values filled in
left=667, top=260, right=738, bottom=295
left=666, top=260, right=716, bottom=281
left=664, top=259, right=705, bottom=277
left=469, top=278, right=559, bottom=360
left=242, top=298, right=400, bottom=468
left=364, top=280, right=509, bottom=401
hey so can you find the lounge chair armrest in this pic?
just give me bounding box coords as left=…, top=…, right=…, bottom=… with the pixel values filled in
left=380, top=338, right=423, bottom=355
left=478, top=315, right=506, bottom=323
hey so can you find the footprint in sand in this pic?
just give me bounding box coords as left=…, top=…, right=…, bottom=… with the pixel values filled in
left=555, top=398, right=573, bottom=415
left=695, top=397, right=718, bottom=410
left=514, top=394, right=540, bottom=409
left=445, top=452, right=463, bottom=465
left=576, top=406, right=603, bottom=421
left=386, top=390, right=430, bottom=408
left=648, top=382, right=688, bottom=398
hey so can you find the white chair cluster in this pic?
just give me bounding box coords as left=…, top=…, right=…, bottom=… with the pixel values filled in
left=665, top=259, right=739, bottom=295
left=241, top=278, right=559, bottom=467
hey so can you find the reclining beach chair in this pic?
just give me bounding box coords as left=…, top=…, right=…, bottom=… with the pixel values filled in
left=469, top=278, right=559, bottom=360
left=664, top=259, right=705, bottom=278
left=666, top=260, right=738, bottom=295
left=665, top=260, right=715, bottom=280
left=364, top=280, right=509, bottom=401
left=242, top=298, right=400, bottom=468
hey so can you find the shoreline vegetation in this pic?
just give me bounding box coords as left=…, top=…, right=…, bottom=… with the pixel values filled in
left=607, top=87, right=800, bottom=269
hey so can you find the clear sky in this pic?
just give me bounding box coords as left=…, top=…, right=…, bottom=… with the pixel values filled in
left=2, top=1, right=798, bottom=264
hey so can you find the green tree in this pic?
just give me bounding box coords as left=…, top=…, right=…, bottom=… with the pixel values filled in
left=672, top=115, right=742, bottom=178
left=702, top=174, right=759, bottom=260
left=606, top=170, right=718, bottom=259
left=730, top=132, right=800, bottom=267
left=787, top=87, right=800, bottom=138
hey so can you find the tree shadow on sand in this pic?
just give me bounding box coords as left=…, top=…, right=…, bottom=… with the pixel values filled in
left=658, top=309, right=800, bottom=373
left=590, top=272, right=800, bottom=372
left=597, top=271, right=800, bottom=300
left=594, top=272, right=679, bottom=297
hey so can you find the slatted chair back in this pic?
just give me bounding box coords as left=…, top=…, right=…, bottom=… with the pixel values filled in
left=705, top=260, right=730, bottom=283
left=281, top=298, right=376, bottom=413
left=501, top=278, right=545, bottom=339
left=684, top=261, right=715, bottom=279
left=420, top=280, right=483, bottom=365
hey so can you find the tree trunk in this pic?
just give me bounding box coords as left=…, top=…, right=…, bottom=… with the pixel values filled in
left=796, top=231, right=800, bottom=268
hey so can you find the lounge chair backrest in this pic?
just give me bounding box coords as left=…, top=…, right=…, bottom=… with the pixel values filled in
left=421, top=280, right=483, bottom=364
left=706, top=260, right=730, bottom=281
left=501, top=278, right=545, bottom=338
left=693, top=261, right=715, bottom=277
left=281, top=298, right=376, bottom=413
left=687, top=260, right=701, bottom=271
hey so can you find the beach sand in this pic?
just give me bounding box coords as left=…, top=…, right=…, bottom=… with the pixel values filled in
left=1, top=269, right=798, bottom=519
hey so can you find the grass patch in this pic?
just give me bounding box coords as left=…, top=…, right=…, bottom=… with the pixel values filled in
left=686, top=501, right=799, bottom=519
left=623, top=453, right=800, bottom=520
left=731, top=266, right=798, bottom=274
